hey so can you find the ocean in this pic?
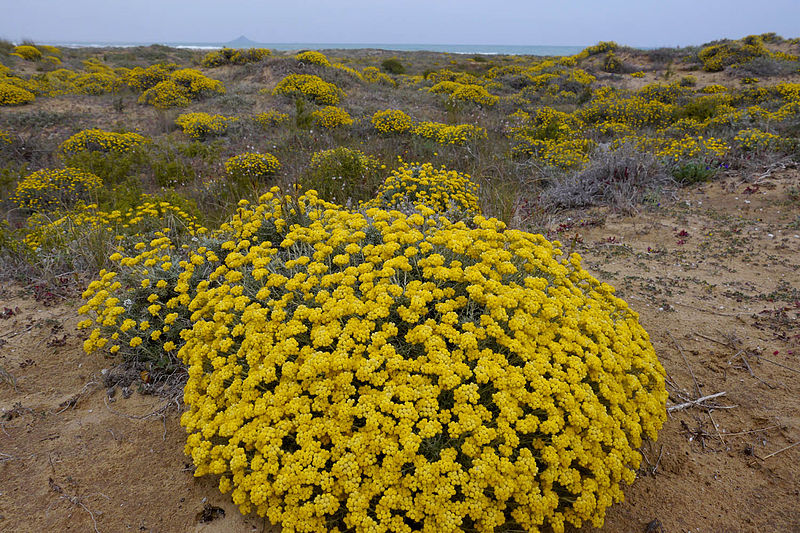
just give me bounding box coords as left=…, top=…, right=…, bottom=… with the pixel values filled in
left=46, top=41, right=585, bottom=56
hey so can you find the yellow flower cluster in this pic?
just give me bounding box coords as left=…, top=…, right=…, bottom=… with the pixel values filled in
left=59, top=129, right=149, bottom=155
left=175, top=113, right=232, bottom=140
left=363, top=162, right=481, bottom=216
left=311, top=106, right=354, bottom=129
left=225, top=152, right=281, bottom=182
left=371, top=109, right=414, bottom=134
left=0, top=82, right=35, bottom=106
left=626, top=135, right=730, bottom=162
left=138, top=79, right=191, bottom=109
left=271, top=74, right=344, bottom=106
left=12, top=168, right=103, bottom=211
left=295, top=51, right=331, bottom=67
left=137, top=68, right=225, bottom=109
left=12, top=45, right=42, bottom=61
left=125, top=63, right=177, bottom=91
left=733, top=128, right=786, bottom=154
left=202, top=48, right=271, bottom=67
left=513, top=137, right=594, bottom=169
left=24, top=198, right=204, bottom=251
left=0, top=129, right=10, bottom=144
left=309, top=147, right=379, bottom=178
left=630, top=71, right=645, bottom=78
left=412, top=121, right=488, bottom=146
left=448, top=84, right=499, bottom=107
left=362, top=66, right=396, bottom=86
left=331, top=63, right=364, bottom=80
left=170, top=189, right=666, bottom=532
left=698, top=34, right=772, bottom=72
left=254, top=110, right=290, bottom=128
left=78, top=220, right=207, bottom=363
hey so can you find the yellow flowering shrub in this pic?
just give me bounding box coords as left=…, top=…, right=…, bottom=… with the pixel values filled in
left=73, top=72, right=123, bottom=95
left=371, top=109, right=413, bottom=134
left=412, top=121, right=488, bottom=146
left=254, top=110, right=290, bottom=128
left=202, top=48, right=271, bottom=67
left=303, top=147, right=381, bottom=204
left=170, top=189, right=666, bottom=532
left=449, top=84, right=499, bottom=107
left=59, top=129, right=150, bottom=156
left=0, top=129, right=11, bottom=144
left=13, top=45, right=42, bottom=61
left=138, top=79, right=192, bottom=109
left=271, top=74, right=343, bottom=106
left=362, top=66, right=396, bottom=86
left=295, top=51, right=331, bottom=67
left=175, top=113, right=231, bottom=140
left=512, top=137, right=594, bottom=170
left=125, top=63, right=176, bottom=91
left=364, top=162, right=481, bottom=217
left=311, top=106, right=354, bottom=129
left=225, top=153, right=281, bottom=182
left=332, top=63, right=364, bottom=80
left=0, top=82, right=35, bottom=106
left=733, top=128, right=787, bottom=154
left=630, top=71, right=645, bottom=78
left=135, top=67, right=224, bottom=108
left=12, top=168, right=103, bottom=211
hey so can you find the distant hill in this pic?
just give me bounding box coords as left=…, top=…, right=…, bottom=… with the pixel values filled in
left=224, top=35, right=259, bottom=48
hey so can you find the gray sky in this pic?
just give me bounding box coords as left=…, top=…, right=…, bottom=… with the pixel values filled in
left=1, top=0, right=797, bottom=47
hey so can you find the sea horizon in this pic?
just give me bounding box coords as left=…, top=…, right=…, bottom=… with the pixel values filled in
left=34, top=40, right=588, bottom=56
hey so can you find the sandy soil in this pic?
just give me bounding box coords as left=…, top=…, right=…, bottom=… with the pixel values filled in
left=1, top=170, right=798, bottom=533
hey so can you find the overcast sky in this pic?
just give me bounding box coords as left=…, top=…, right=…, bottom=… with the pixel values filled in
left=1, top=0, right=797, bottom=47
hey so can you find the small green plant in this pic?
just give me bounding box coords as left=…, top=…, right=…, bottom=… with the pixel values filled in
left=300, top=147, right=381, bottom=204
left=671, top=160, right=717, bottom=185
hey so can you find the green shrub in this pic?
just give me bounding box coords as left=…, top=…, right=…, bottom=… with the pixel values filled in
left=300, top=147, right=381, bottom=204
left=380, top=58, right=406, bottom=74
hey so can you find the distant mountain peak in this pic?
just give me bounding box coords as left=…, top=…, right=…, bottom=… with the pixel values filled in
left=225, top=35, right=258, bottom=47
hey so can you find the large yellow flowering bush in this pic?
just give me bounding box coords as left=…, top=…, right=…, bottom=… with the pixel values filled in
left=364, top=162, right=481, bottom=217
left=13, top=168, right=103, bottom=211
left=311, top=106, right=354, bottom=129
left=202, top=48, right=271, bottom=67
left=167, top=189, right=667, bottom=532
left=371, top=110, right=414, bottom=134
left=0, top=82, right=36, bottom=106
left=175, top=113, right=231, bottom=140
left=59, top=129, right=150, bottom=155
left=295, top=51, right=332, bottom=67
left=136, top=68, right=225, bottom=109
left=412, top=121, right=488, bottom=146
left=12, top=45, right=42, bottom=61
left=271, top=74, right=344, bottom=106
left=138, top=79, right=192, bottom=109
left=225, top=153, right=281, bottom=183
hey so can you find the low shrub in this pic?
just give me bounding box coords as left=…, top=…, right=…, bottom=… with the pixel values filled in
left=175, top=113, right=231, bottom=140
left=13, top=167, right=103, bottom=211
left=271, top=74, right=343, bottom=106
left=202, top=48, right=271, bottom=67
left=380, top=58, right=405, bottom=74
left=301, top=147, right=381, bottom=204
left=295, top=51, right=331, bottom=67
left=371, top=109, right=413, bottom=134
left=224, top=152, right=281, bottom=183
left=59, top=129, right=150, bottom=156
left=253, top=110, right=289, bottom=128
left=12, top=45, right=42, bottom=61
left=364, top=162, right=481, bottom=217
left=310, top=106, right=354, bottom=129
left=0, top=82, right=36, bottom=106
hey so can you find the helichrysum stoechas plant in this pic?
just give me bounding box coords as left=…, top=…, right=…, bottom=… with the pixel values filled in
left=202, top=48, right=271, bottom=67
left=175, top=113, right=231, bottom=140
left=167, top=189, right=667, bottom=532
left=59, top=129, right=150, bottom=156
left=295, top=50, right=331, bottom=67
left=412, top=121, right=488, bottom=146
left=302, top=147, right=381, bottom=204
left=254, top=110, right=289, bottom=128
left=371, top=109, right=413, bottom=134
left=363, top=162, right=481, bottom=218
left=310, top=106, right=353, bottom=129
left=138, top=79, right=192, bottom=109
left=0, top=82, right=36, bottom=106
left=271, top=74, right=344, bottom=106
left=225, top=153, right=281, bottom=183
left=136, top=68, right=225, bottom=109
left=13, top=168, right=103, bottom=211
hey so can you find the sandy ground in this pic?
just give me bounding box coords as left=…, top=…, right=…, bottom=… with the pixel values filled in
left=1, top=170, right=798, bottom=533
